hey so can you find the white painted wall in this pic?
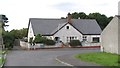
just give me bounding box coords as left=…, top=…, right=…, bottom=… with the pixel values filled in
left=28, top=22, right=35, bottom=42
left=44, top=36, right=54, bottom=40
left=53, top=23, right=101, bottom=43
left=85, top=35, right=101, bottom=42
left=54, top=23, right=83, bottom=43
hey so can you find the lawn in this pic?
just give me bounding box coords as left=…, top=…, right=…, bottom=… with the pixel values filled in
left=75, top=52, right=120, bottom=67
left=0, top=50, right=7, bottom=65
left=0, top=50, right=7, bottom=54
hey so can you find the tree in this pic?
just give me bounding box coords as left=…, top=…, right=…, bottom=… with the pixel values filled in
left=0, top=15, right=9, bottom=49
left=10, top=29, right=22, bottom=39
left=88, top=13, right=109, bottom=30
left=19, top=28, right=28, bottom=37
left=0, top=15, right=9, bottom=28
left=3, top=31, right=15, bottom=49
left=9, top=28, right=28, bottom=39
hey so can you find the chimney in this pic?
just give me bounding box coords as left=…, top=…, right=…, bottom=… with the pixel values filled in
left=67, top=13, right=72, bottom=23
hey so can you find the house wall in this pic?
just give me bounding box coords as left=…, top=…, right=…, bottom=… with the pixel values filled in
left=54, top=24, right=83, bottom=43
left=101, top=17, right=119, bottom=54
left=84, top=35, right=101, bottom=42
left=43, top=36, right=54, bottom=40
left=53, top=23, right=100, bottom=44
left=28, top=22, right=35, bottom=42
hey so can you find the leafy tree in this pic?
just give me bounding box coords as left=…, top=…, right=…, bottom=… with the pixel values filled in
left=19, top=28, right=28, bottom=37
left=10, top=28, right=28, bottom=39
left=88, top=13, right=109, bottom=30
left=10, top=29, right=22, bottom=39
left=0, top=14, right=9, bottom=49
left=0, top=15, right=9, bottom=28
left=3, top=31, right=15, bottom=49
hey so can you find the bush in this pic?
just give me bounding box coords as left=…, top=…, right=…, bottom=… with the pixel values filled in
left=69, top=40, right=81, bottom=47
left=34, top=34, right=56, bottom=45
left=3, top=31, right=15, bottom=49
left=29, top=37, right=33, bottom=45
left=45, top=39, right=55, bottom=45
left=34, top=37, right=47, bottom=44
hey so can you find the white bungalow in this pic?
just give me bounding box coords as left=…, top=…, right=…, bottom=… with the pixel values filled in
left=27, top=13, right=102, bottom=45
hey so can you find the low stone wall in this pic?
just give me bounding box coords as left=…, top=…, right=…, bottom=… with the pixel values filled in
left=20, top=41, right=29, bottom=49
left=20, top=41, right=62, bottom=50
left=82, top=42, right=100, bottom=46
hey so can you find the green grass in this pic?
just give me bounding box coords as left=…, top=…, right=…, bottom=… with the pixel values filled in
left=75, top=52, right=120, bottom=66
left=0, top=50, right=7, bottom=65
left=0, top=50, right=7, bottom=54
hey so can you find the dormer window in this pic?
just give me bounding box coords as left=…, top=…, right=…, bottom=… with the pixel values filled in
left=66, top=26, right=69, bottom=29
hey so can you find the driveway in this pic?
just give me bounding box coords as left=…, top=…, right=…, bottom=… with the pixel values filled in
left=4, top=48, right=100, bottom=66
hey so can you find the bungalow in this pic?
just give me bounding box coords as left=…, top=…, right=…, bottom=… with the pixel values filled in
left=101, top=15, right=120, bottom=54
left=27, top=13, right=102, bottom=44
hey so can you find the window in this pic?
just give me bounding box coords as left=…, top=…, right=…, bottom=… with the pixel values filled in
left=75, top=37, right=77, bottom=39
left=72, top=37, right=74, bottom=40
left=83, top=36, right=87, bottom=41
left=66, top=26, right=69, bottom=29
left=70, top=37, right=72, bottom=41
left=92, top=37, right=99, bottom=43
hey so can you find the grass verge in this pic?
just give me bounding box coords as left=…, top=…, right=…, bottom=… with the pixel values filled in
left=75, top=52, right=120, bottom=67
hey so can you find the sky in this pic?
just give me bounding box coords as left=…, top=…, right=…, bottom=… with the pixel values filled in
left=0, top=0, right=119, bottom=31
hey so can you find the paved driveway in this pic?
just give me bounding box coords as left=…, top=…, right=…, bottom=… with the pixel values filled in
left=4, top=48, right=100, bottom=66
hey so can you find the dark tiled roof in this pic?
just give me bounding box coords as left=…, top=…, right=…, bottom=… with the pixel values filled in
left=71, top=19, right=102, bottom=35
left=29, top=18, right=102, bottom=35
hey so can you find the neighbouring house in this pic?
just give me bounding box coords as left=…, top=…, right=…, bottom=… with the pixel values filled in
left=27, top=13, right=102, bottom=45
left=101, top=15, right=120, bottom=54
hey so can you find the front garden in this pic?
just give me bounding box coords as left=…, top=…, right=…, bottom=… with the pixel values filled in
left=75, top=52, right=120, bottom=67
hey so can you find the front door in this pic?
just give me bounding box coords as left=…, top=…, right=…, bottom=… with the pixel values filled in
left=54, top=37, right=60, bottom=43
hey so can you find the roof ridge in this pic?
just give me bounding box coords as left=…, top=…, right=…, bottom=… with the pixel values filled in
left=30, top=18, right=63, bottom=20
left=72, top=19, right=96, bottom=20
left=29, top=18, right=96, bottom=21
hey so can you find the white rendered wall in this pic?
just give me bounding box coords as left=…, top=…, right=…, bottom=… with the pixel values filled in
left=28, top=22, right=35, bottom=42
left=54, top=23, right=83, bottom=43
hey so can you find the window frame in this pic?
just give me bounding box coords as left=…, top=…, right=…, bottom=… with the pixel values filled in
left=82, top=36, right=87, bottom=41
left=92, top=37, right=100, bottom=43
left=66, top=26, right=69, bottom=29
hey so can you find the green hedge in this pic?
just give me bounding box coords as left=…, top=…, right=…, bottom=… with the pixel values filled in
left=34, top=34, right=55, bottom=45
left=69, top=40, right=81, bottom=46
left=45, top=39, right=55, bottom=45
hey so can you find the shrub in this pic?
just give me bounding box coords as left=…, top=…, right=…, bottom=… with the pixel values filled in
left=29, top=37, right=33, bottom=45
left=34, top=34, right=48, bottom=44
left=45, top=39, right=55, bottom=45
left=34, top=34, right=55, bottom=45
left=69, top=40, right=81, bottom=47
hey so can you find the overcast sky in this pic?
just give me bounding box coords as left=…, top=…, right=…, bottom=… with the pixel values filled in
left=0, top=0, right=119, bottom=31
